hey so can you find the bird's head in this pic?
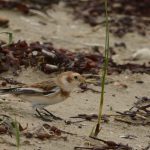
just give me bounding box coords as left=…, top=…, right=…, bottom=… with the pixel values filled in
left=56, top=71, right=85, bottom=92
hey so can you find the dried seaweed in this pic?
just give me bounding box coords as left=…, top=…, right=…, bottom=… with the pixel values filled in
left=0, top=0, right=60, bottom=14
left=0, top=40, right=149, bottom=75
left=0, top=115, right=68, bottom=141
left=74, top=136, right=133, bottom=150
left=1, top=0, right=149, bottom=37
left=0, top=0, right=29, bottom=14
left=70, top=114, right=109, bottom=123
left=0, top=77, right=24, bottom=85
left=0, top=115, right=27, bottom=136
left=115, top=96, right=150, bottom=125
left=24, top=123, right=67, bottom=141
left=65, top=0, right=150, bottom=37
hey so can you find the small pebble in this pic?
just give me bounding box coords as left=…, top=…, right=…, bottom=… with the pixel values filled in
left=1, top=81, right=7, bottom=86
left=136, top=80, right=144, bottom=84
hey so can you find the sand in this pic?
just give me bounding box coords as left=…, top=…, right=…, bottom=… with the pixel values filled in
left=0, top=2, right=149, bottom=150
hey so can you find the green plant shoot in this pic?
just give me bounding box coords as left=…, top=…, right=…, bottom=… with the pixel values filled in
left=90, top=0, right=109, bottom=137
left=0, top=32, right=13, bottom=45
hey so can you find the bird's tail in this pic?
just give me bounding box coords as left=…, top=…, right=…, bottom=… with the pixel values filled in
left=0, top=88, right=17, bottom=94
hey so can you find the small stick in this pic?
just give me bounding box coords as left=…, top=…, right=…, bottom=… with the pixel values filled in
left=89, top=136, right=133, bottom=149
left=114, top=118, right=149, bottom=126
left=139, top=104, right=150, bottom=111
left=90, top=136, right=117, bottom=146
left=136, top=114, right=146, bottom=120
left=115, top=111, right=131, bottom=116
left=74, top=147, right=93, bottom=150
left=114, top=118, right=132, bottom=125
left=60, top=130, right=77, bottom=136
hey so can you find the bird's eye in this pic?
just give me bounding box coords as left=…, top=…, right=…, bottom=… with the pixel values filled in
left=74, top=76, right=78, bottom=80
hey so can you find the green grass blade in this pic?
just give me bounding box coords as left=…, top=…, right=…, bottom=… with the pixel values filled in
left=90, top=0, right=109, bottom=137
left=13, top=118, right=20, bottom=150
left=0, top=32, right=13, bottom=44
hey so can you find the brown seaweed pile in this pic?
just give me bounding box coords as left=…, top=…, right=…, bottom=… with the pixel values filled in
left=0, top=40, right=150, bottom=75
left=65, top=0, right=150, bottom=37
left=0, top=0, right=150, bottom=37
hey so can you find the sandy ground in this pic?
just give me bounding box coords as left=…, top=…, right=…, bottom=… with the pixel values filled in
left=0, top=2, right=150, bottom=150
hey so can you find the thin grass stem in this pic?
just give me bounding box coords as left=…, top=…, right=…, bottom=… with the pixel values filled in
left=13, top=118, right=20, bottom=150
left=0, top=32, right=13, bottom=44
left=90, top=0, right=109, bottom=137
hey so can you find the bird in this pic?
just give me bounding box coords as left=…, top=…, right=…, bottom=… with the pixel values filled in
left=0, top=71, right=85, bottom=121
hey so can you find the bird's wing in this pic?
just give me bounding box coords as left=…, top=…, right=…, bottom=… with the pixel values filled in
left=0, top=80, right=60, bottom=96
left=26, top=80, right=57, bottom=91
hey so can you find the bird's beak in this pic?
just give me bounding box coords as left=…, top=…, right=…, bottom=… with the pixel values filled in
left=79, top=76, right=86, bottom=83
